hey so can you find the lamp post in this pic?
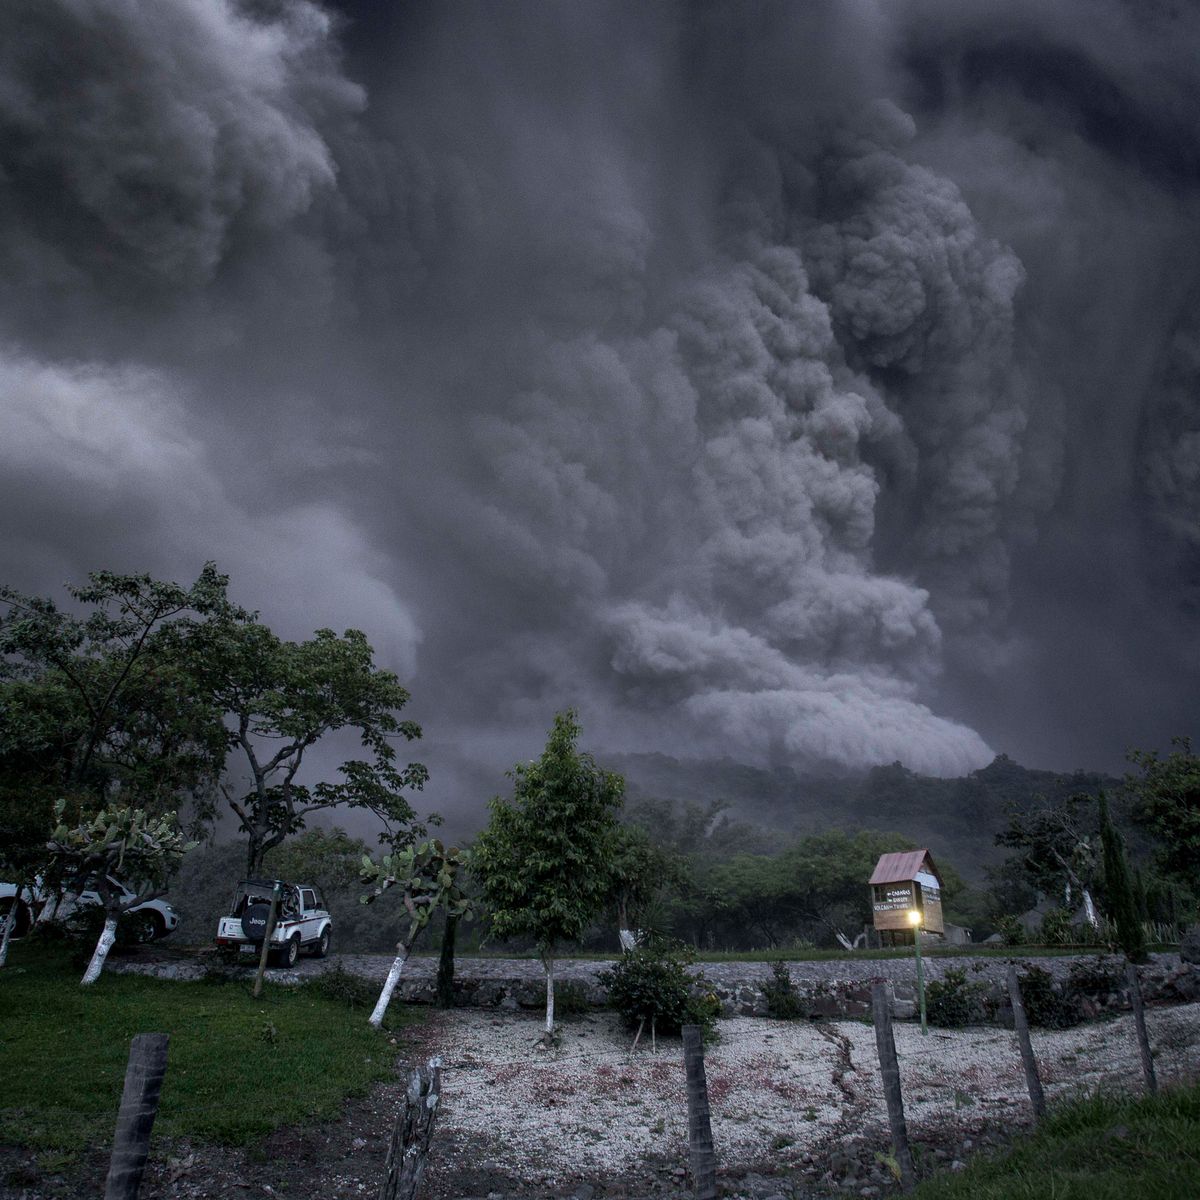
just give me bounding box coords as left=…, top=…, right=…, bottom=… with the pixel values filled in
left=909, top=908, right=927, bottom=1035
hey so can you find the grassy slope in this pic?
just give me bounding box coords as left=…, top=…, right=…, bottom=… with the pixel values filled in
left=913, top=1086, right=1200, bottom=1200
left=0, top=946, right=412, bottom=1162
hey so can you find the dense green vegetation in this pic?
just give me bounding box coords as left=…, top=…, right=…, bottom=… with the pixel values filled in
left=911, top=1085, right=1200, bottom=1200
left=611, top=751, right=1119, bottom=877
left=0, top=946, right=411, bottom=1163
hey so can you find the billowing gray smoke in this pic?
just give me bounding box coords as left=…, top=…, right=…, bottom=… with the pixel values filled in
left=1, top=0, right=1197, bottom=796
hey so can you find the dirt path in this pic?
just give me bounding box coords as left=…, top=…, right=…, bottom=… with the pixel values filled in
left=5, top=1003, right=1198, bottom=1200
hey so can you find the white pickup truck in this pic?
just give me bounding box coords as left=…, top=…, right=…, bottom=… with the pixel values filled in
left=216, top=879, right=332, bottom=968
left=0, top=876, right=180, bottom=942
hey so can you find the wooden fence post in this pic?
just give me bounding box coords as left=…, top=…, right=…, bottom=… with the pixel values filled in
left=870, top=982, right=915, bottom=1191
left=252, top=882, right=283, bottom=999
left=682, top=1024, right=717, bottom=1200
left=1125, top=962, right=1157, bottom=1095
left=104, top=1033, right=170, bottom=1200
left=379, top=1057, right=443, bottom=1200
left=1006, top=966, right=1046, bottom=1120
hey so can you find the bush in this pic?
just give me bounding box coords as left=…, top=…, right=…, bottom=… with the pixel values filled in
left=926, top=967, right=993, bottom=1027
left=996, top=914, right=1026, bottom=946
left=554, top=980, right=591, bottom=1019
left=1018, top=964, right=1080, bottom=1029
left=761, top=961, right=810, bottom=1020
left=305, top=963, right=379, bottom=1010
left=598, top=943, right=717, bottom=1037
left=37, top=907, right=146, bottom=968
left=1066, top=956, right=1124, bottom=999
left=1039, top=908, right=1075, bottom=946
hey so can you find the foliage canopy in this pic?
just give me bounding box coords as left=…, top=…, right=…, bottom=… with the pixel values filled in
left=473, top=709, right=624, bottom=957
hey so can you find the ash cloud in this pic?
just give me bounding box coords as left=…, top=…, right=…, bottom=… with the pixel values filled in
left=1, top=0, right=1198, bottom=803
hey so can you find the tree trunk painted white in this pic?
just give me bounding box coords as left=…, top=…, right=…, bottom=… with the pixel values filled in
left=0, top=899, right=17, bottom=967
left=370, top=941, right=412, bottom=1028
left=82, top=916, right=119, bottom=985
left=36, top=891, right=61, bottom=925
left=544, top=955, right=555, bottom=1036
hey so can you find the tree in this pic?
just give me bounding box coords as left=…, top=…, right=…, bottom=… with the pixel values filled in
left=0, top=566, right=231, bottom=824
left=46, top=800, right=192, bottom=984
left=1127, top=738, right=1200, bottom=886
left=0, top=784, right=54, bottom=966
left=473, top=710, right=623, bottom=1041
left=608, top=824, right=686, bottom=949
left=994, top=794, right=1101, bottom=927
left=1099, top=793, right=1148, bottom=962
left=694, top=829, right=915, bottom=950
left=359, top=840, right=473, bottom=1027
left=192, top=617, right=430, bottom=875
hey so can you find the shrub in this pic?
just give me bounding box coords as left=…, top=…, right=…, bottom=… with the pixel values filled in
left=925, top=967, right=994, bottom=1027
left=761, top=961, right=809, bottom=1020
left=1066, top=956, right=1124, bottom=999
left=306, top=963, right=379, bottom=1010
left=1039, top=907, right=1075, bottom=946
left=996, top=914, right=1026, bottom=946
left=554, top=980, right=591, bottom=1019
left=39, top=908, right=145, bottom=968
left=598, top=943, right=717, bottom=1037
left=1018, top=964, right=1080, bottom=1029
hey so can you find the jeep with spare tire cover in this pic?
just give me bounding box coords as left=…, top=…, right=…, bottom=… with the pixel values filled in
left=215, top=879, right=332, bottom=968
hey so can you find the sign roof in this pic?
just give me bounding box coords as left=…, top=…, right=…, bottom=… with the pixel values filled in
left=868, top=849, right=941, bottom=886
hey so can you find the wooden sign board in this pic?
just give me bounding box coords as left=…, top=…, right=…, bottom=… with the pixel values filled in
left=871, top=881, right=945, bottom=934
left=872, top=883, right=915, bottom=931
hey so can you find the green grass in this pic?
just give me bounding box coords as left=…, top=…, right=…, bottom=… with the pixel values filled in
left=912, top=1085, right=1200, bottom=1199
left=0, top=945, right=414, bottom=1160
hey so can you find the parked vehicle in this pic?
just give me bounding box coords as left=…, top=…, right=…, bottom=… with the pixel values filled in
left=215, top=879, right=332, bottom=968
left=0, top=876, right=180, bottom=942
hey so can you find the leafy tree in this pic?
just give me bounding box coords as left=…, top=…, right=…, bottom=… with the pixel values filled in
left=1099, top=793, right=1147, bottom=962
left=264, top=827, right=374, bottom=896
left=191, top=616, right=430, bottom=875
left=1127, top=738, right=1200, bottom=886
left=359, top=840, right=473, bottom=1027
left=45, top=800, right=192, bottom=984
left=0, top=566, right=231, bottom=823
left=0, top=784, right=54, bottom=966
left=607, top=824, right=686, bottom=948
left=696, top=829, right=915, bottom=949
left=473, top=710, right=624, bottom=1040
left=994, top=794, right=1101, bottom=927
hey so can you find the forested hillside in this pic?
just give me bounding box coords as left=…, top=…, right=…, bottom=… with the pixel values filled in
left=613, top=752, right=1118, bottom=880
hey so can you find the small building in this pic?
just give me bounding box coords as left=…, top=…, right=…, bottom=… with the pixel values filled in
left=869, top=849, right=945, bottom=945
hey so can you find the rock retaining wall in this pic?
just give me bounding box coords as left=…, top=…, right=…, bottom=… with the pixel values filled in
left=109, top=949, right=1197, bottom=1025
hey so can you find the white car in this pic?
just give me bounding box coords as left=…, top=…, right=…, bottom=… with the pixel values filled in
left=0, top=876, right=180, bottom=942
left=215, top=879, right=332, bottom=968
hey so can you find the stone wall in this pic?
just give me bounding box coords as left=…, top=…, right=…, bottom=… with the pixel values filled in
left=108, top=948, right=1198, bottom=1026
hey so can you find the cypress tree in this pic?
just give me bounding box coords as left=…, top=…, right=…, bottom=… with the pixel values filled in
left=436, top=911, right=458, bottom=1009
left=1100, top=794, right=1147, bottom=963
left=1133, top=868, right=1150, bottom=925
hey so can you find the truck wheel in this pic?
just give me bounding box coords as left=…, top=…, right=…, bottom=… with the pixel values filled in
left=128, top=911, right=164, bottom=944
left=312, top=928, right=330, bottom=959
left=280, top=935, right=300, bottom=969
left=0, top=898, right=30, bottom=939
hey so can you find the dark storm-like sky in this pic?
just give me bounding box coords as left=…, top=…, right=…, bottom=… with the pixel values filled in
left=2, top=0, right=1198, bottom=806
